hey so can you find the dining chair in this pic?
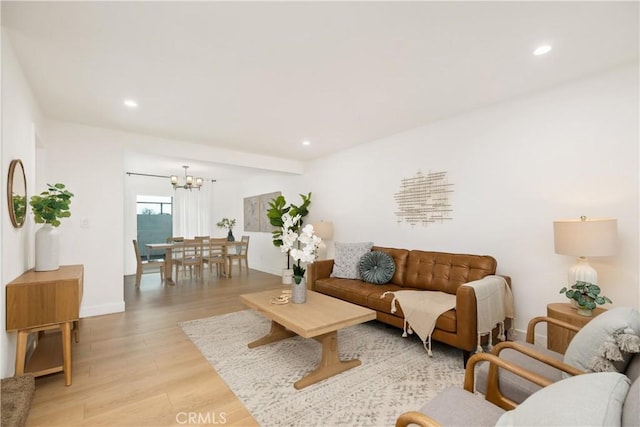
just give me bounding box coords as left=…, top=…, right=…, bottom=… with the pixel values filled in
left=166, top=236, right=185, bottom=275
left=194, top=236, right=210, bottom=270
left=132, top=239, right=164, bottom=287
left=202, top=237, right=228, bottom=278
left=172, top=238, right=203, bottom=280
left=227, top=235, right=249, bottom=276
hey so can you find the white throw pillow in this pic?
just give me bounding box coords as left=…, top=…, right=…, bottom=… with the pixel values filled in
left=495, top=372, right=630, bottom=426
left=330, top=242, right=374, bottom=280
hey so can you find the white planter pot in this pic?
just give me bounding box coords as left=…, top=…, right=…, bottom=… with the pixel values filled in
left=35, top=224, right=60, bottom=271
left=282, top=268, right=293, bottom=285
left=576, top=307, right=593, bottom=317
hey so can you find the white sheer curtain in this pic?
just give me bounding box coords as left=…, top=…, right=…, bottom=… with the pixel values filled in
left=172, top=183, right=214, bottom=238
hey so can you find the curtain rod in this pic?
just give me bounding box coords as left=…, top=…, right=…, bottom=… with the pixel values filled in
left=126, top=172, right=216, bottom=182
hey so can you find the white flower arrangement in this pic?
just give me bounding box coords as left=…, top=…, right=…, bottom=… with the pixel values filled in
left=280, top=218, right=322, bottom=283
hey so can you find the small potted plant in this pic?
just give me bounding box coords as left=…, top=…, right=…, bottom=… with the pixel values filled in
left=216, top=218, right=237, bottom=241
left=30, top=183, right=74, bottom=271
left=559, top=281, right=612, bottom=316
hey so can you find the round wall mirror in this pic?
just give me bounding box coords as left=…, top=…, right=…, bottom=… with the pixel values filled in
left=7, top=159, right=27, bottom=228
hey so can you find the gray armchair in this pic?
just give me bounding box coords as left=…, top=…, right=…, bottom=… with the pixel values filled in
left=474, top=307, right=640, bottom=409
left=396, top=352, right=550, bottom=427
left=396, top=351, right=639, bottom=427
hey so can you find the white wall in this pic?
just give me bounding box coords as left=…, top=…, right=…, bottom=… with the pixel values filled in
left=244, top=65, right=640, bottom=337
left=1, top=31, right=42, bottom=377
left=40, top=120, right=127, bottom=318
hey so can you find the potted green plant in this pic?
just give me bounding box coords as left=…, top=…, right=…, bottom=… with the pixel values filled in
left=30, top=183, right=74, bottom=271
left=216, top=218, right=237, bottom=241
left=267, top=193, right=312, bottom=284
left=559, top=281, right=612, bottom=316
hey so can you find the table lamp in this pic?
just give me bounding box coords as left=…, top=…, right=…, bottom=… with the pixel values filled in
left=312, top=221, right=334, bottom=260
left=553, top=216, right=617, bottom=285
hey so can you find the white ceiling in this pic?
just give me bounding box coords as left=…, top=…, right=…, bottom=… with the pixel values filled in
left=2, top=1, right=639, bottom=162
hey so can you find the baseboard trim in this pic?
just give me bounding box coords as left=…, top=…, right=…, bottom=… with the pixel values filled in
left=80, top=302, right=125, bottom=318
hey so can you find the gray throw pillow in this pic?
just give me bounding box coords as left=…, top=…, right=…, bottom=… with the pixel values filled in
left=331, top=242, right=374, bottom=280
left=564, top=307, right=640, bottom=377
left=359, top=251, right=395, bottom=284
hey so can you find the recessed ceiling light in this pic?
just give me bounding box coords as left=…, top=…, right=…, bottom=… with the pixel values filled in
left=123, top=99, right=138, bottom=108
left=533, top=45, right=552, bottom=56
left=302, top=140, right=311, bottom=146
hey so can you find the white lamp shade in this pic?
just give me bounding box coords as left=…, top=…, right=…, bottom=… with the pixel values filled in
left=553, top=217, right=617, bottom=257
left=312, top=221, right=334, bottom=240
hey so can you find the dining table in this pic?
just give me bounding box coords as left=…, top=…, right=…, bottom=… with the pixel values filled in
left=145, top=240, right=245, bottom=285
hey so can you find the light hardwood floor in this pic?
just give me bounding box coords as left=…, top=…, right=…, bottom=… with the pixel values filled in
left=25, top=268, right=285, bottom=426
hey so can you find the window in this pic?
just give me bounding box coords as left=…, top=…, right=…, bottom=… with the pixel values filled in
left=137, top=195, right=172, bottom=215
left=137, top=196, right=173, bottom=259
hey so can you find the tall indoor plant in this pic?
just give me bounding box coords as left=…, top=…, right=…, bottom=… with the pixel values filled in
left=267, top=192, right=312, bottom=283
left=30, top=183, right=74, bottom=271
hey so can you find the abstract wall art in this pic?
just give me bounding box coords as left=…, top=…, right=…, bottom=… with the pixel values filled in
left=394, top=171, right=453, bottom=226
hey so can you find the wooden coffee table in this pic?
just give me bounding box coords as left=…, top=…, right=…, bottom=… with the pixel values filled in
left=240, top=288, right=376, bottom=389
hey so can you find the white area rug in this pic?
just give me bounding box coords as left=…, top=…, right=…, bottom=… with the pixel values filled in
left=180, top=310, right=465, bottom=426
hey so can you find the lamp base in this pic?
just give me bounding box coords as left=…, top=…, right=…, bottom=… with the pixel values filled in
left=317, top=241, right=328, bottom=261
left=568, top=257, right=597, bottom=285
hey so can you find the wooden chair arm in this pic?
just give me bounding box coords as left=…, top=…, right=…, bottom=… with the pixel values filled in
left=466, top=351, right=555, bottom=410
left=526, top=316, right=581, bottom=344
left=395, top=411, right=442, bottom=427
left=491, top=341, right=585, bottom=377
left=464, top=352, right=554, bottom=393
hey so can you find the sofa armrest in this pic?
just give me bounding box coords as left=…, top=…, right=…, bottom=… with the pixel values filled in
left=455, top=285, right=478, bottom=351
left=456, top=275, right=513, bottom=351
left=307, top=259, right=334, bottom=291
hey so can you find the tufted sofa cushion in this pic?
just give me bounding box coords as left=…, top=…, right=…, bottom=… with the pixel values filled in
left=404, top=251, right=497, bottom=294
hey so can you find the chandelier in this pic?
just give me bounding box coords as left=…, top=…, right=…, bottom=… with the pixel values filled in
left=170, top=165, right=204, bottom=191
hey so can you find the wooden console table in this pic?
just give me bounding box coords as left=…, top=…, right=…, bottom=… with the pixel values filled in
left=546, top=302, right=605, bottom=354
left=6, top=265, right=83, bottom=386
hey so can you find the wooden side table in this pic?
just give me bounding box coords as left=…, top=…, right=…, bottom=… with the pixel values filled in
left=6, top=265, right=83, bottom=386
left=546, top=302, right=606, bottom=354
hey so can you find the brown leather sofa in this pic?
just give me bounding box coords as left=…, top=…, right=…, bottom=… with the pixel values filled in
left=307, top=246, right=510, bottom=364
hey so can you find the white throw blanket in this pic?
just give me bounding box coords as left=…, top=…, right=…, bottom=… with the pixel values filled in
left=381, top=290, right=457, bottom=356
left=462, top=275, right=515, bottom=353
